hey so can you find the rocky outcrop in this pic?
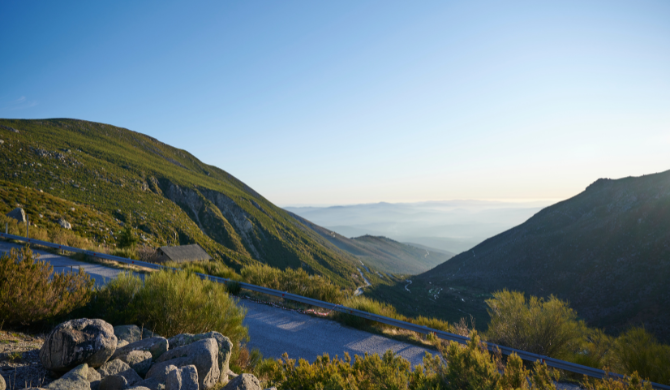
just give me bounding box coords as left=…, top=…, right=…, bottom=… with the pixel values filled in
left=37, top=319, right=261, bottom=390
left=45, top=363, right=90, bottom=390
left=147, top=338, right=219, bottom=389
left=159, top=180, right=257, bottom=258
left=58, top=218, right=72, bottom=230
left=166, top=365, right=198, bottom=390
left=167, top=332, right=232, bottom=382
left=113, top=325, right=142, bottom=345
left=222, top=374, right=262, bottom=390
left=98, top=359, right=142, bottom=386
left=112, top=337, right=168, bottom=361
left=115, top=350, right=153, bottom=377
left=0, top=373, right=6, bottom=390
left=40, top=319, right=117, bottom=373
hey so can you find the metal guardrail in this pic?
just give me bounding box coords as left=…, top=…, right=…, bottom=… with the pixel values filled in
left=1, top=232, right=668, bottom=389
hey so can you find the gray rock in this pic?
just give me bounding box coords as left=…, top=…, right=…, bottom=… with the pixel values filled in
left=45, top=364, right=90, bottom=390
left=147, top=339, right=219, bottom=389
left=98, top=359, right=142, bottom=386
left=135, top=378, right=165, bottom=390
left=142, top=329, right=156, bottom=340
left=99, top=375, right=126, bottom=390
left=168, top=332, right=232, bottom=382
left=117, top=340, right=130, bottom=348
left=0, top=373, right=6, bottom=390
left=87, top=366, right=101, bottom=381
left=127, top=388, right=152, bottom=390
left=222, top=374, right=261, bottom=390
left=113, top=325, right=142, bottom=344
left=112, top=337, right=169, bottom=361
left=58, top=218, right=72, bottom=230
left=115, top=350, right=152, bottom=377
left=40, top=319, right=117, bottom=373
left=6, top=207, right=26, bottom=223
left=167, top=365, right=199, bottom=390
left=264, top=388, right=277, bottom=390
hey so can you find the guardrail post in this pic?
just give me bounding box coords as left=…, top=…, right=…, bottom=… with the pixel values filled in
left=5, top=222, right=7, bottom=234
left=26, top=216, right=29, bottom=239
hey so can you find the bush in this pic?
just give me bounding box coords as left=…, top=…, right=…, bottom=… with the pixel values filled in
left=87, top=271, right=142, bottom=325
left=485, top=290, right=586, bottom=359
left=571, top=329, right=616, bottom=373
left=332, top=296, right=402, bottom=329
left=174, top=260, right=240, bottom=280
left=613, top=328, right=670, bottom=385
left=259, top=333, right=563, bottom=390
left=241, top=264, right=344, bottom=303
left=583, top=372, right=653, bottom=390
left=0, top=247, right=93, bottom=327
left=89, top=269, right=248, bottom=347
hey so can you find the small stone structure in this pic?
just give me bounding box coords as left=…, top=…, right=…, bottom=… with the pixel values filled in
left=155, top=244, right=211, bottom=263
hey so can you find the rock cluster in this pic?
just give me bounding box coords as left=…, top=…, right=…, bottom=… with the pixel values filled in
left=30, top=319, right=263, bottom=390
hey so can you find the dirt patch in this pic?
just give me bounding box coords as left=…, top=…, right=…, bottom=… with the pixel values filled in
left=0, top=330, right=54, bottom=389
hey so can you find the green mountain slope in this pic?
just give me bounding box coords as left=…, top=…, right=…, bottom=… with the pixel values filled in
left=0, top=119, right=359, bottom=288
left=287, top=212, right=452, bottom=274
left=373, top=171, right=670, bottom=341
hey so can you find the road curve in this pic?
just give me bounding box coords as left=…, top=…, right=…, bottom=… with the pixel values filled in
left=0, top=240, right=435, bottom=366
left=240, top=299, right=434, bottom=366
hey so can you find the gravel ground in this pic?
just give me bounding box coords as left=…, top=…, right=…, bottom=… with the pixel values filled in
left=0, top=331, right=53, bottom=390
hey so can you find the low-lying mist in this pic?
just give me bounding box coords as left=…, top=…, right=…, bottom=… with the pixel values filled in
left=285, top=200, right=556, bottom=254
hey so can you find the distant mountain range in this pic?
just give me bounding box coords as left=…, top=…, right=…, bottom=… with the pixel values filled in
left=285, top=200, right=552, bottom=254
left=288, top=211, right=453, bottom=274
left=390, top=171, right=670, bottom=341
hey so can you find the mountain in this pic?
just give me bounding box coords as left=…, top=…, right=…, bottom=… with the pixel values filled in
left=287, top=211, right=453, bottom=274
left=406, top=171, right=670, bottom=341
left=285, top=200, right=551, bottom=254
left=0, top=119, right=360, bottom=288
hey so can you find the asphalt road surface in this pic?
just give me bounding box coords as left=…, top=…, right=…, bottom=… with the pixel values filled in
left=0, top=240, right=126, bottom=286
left=0, top=240, right=434, bottom=366
left=0, top=239, right=582, bottom=387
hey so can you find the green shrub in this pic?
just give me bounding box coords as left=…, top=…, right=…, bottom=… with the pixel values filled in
left=0, top=247, right=93, bottom=327
left=132, top=269, right=248, bottom=345
left=87, top=271, right=142, bottom=325
left=332, top=296, right=402, bottom=329
left=241, top=264, right=344, bottom=303
left=613, top=328, right=670, bottom=385
left=571, top=329, right=616, bottom=372
left=173, top=260, right=240, bottom=280
left=88, top=269, right=248, bottom=348
left=485, top=290, right=586, bottom=360
left=259, top=334, right=563, bottom=390
left=411, top=316, right=452, bottom=333
left=582, top=372, right=653, bottom=390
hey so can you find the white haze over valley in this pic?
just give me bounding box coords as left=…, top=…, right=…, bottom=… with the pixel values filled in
left=285, top=200, right=556, bottom=254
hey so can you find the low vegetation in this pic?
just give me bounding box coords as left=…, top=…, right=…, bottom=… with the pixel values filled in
left=88, top=270, right=248, bottom=345
left=241, top=263, right=345, bottom=303
left=0, top=247, right=93, bottom=328
left=484, top=290, right=670, bottom=385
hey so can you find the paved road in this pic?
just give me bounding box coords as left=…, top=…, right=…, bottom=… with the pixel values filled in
left=0, top=241, right=126, bottom=286
left=0, top=240, right=435, bottom=366
left=240, top=299, right=433, bottom=366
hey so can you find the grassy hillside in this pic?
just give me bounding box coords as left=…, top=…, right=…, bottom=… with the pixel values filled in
left=370, top=171, right=670, bottom=342
left=0, top=119, right=361, bottom=288
left=287, top=212, right=452, bottom=274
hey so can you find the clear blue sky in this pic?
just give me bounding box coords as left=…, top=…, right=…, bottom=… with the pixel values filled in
left=2, top=1, right=669, bottom=206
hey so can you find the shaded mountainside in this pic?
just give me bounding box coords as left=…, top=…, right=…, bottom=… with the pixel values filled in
left=287, top=211, right=453, bottom=274
left=0, top=119, right=359, bottom=288
left=415, top=171, right=670, bottom=341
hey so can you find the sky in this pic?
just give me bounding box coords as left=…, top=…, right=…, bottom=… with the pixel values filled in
left=2, top=1, right=669, bottom=206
